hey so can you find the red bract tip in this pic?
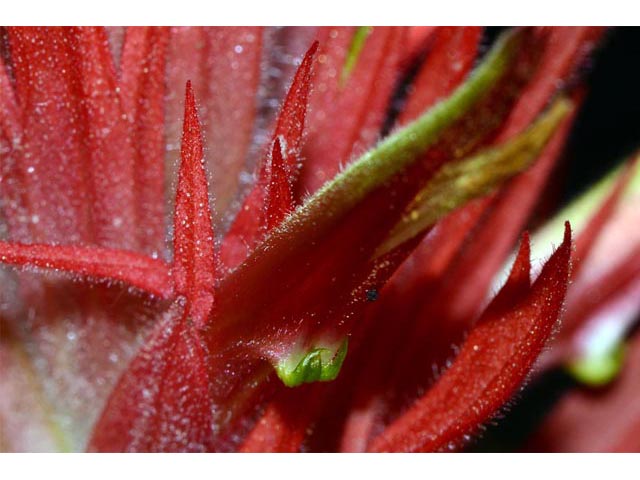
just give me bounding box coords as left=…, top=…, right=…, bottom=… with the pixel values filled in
left=172, top=81, right=217, bottom=327
left=265, top=138, right=294, bottom=230
left=369, top=223, right=572, bottom=452
left=220, top=40, right=317, bottom=271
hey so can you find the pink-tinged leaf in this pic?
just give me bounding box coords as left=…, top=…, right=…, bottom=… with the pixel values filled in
left=558, top=245, right=640, bottom=360
left=0, top=241, right=173, bottom=298
left=220, top=42, right=317, bottom=271
left=369, top=224, right=572, bottom=452
left=572, top=157, right=638, bottom=280
left=399, top=27, right=482, bottom=124
left=528, top=331, right=640, bottom=452
left=6, top=27, right=137, bottom=249
left=0, top=55, right=20, bottom=141
left=164, top=27, right=262, bottom=218
left=0, top=275, right=162, bottom=451
left=119, top=27, right=170, bottom=256
left=299, top=27, right=407, bottom=193
left=172, top=82, right=216, bottom=327
left=88, top=303, right=212, bottom=452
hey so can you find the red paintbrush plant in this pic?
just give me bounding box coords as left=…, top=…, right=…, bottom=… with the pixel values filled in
left=0, top=27, right=638, bottom=452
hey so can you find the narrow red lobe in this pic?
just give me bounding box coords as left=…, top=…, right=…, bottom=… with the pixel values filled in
left=172, top=81, right=217, bottom=327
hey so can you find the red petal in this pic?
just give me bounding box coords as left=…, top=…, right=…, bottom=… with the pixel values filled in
left=119, top=27, right=170, bottom=256
left=0, top=241, right=173, bottom=298
left=164, top=27, right=263, bottom=217
left=172, top=82, right=216, bottom=327
left=369, top=224, right=572, bottom=452
left=88, top=303, right=212, bottom=452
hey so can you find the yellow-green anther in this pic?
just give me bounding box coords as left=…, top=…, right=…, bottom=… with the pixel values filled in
left=567, top=343, right=627, bottom=387
left=275, top=339, right=348, bottom=387
left=340, top=27, right=372, bottom=87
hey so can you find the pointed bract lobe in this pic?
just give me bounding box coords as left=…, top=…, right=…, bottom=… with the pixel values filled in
left=369, top=224, right=572, bottom=452
left=265, top=138, right=295, bottom=230
left=172, top=82, right=217, bottom=327
left=87, top=84, right=219, bottom=453
left=220, top=42, right=317, bottom=271
left=404, top=28, right=602, bottom=332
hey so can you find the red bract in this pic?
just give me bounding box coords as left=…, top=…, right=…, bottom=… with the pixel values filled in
left=0, top=26, right=638, bottom=453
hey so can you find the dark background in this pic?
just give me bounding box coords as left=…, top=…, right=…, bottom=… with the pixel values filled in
left=487, top=27, right=640, bottom=201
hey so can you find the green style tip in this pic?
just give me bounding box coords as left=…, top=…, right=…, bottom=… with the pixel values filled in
left=275, top=339, right=349, bottom=388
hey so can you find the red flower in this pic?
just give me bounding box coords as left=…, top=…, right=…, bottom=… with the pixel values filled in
left=0, top=26, right=638, bottom=452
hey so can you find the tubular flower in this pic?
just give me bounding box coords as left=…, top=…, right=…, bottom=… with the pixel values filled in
left=0, top=26, right=638, bottom=452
